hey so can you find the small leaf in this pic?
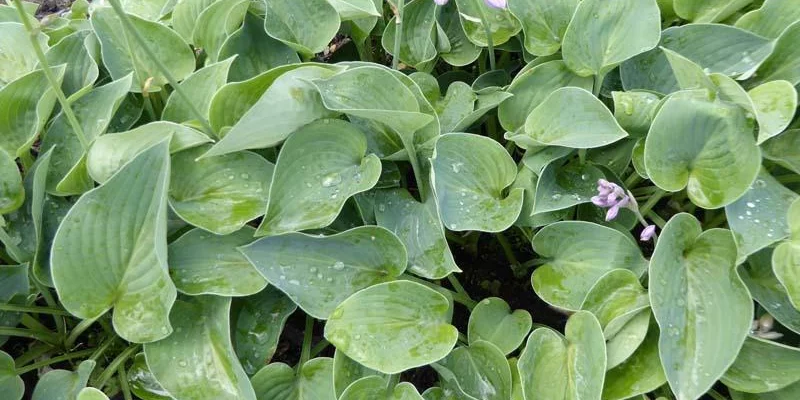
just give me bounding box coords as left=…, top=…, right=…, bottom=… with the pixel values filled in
left=602, top=322, right=666, bottom=400
left=324, top=280, right=459, bottom=374
left=611, top=91, right=662, bottom=137
left=0, top=350, right=23, bottom=400
left=649, top=213, right=753, bottom=400
left=467, top=297, right=532, bottom=355
left=0, top=148, right=23, bottom=214
left=773, top=199, right=800, bottom=309
left=340, top=376, right=424, bottom=400
left=432, top=341, right=512, bottom=400
left=233, top=287, right=297, bottom=375
left=0, top=67, right=64, bottom=157
left=532, top=161, right=604, bottom=214
left=219, top=13, right=300, bottom=82
left=508, top=0, right=578, bottom=57
left=674, top=0, right=753, bottom=23
left=52, top=141, right=176, bottom=343
left=438, top=3, right=481, bottom=67
left=77, top=388, right=110, bottom=400
left=263, top=0, right=340, bottom=55
left=31, top=361, right=95, bottom=400
left=749, top=80, right=798, bottom=144
left=531, top=221, right=648, bottom=310
left=730, top=382, right=800, bottom=400
left=250, top=358, right=335, bottom=400
left=581, top=269, right=650, bottom=339
left=255, top=119, right=381, bottom=236
left=561, top=0, right=661, bottom=77
left=735, top=0, right=800, bottom=39
left=171, top=0, right=217, bottom=43
left=118, top=0, right=173, bottom=21
left=382, top=0, right=437, bottom=69
left=328, top=0, right=381, bottom=20
left=163, top=58, right=234, bottom=125
left=431, top=133, right=523, bottom=232
left=193, top=0, right=249, bottom=63
left=454, top=0, right=522, bottom=47
left=240, top=226, right=406, bottom=319
left=333, top=350, right=386, bottom=398
left=722, top=337, right=800, bottom=393
left=145, top=296, right=256, bottom=400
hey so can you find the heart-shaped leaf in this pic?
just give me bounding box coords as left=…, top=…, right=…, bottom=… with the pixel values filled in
left=240, top=226, right=406, bottom=319
left=674, top=0, right=752, bottom=22
left=561, top=0, right=661, bottom=77
left=508, top=0, right=578, bottom=57
left=52, top=140, right=176, bottom=343
left=31, top=360, right=95, bottom=400
left=219, top=13, right=300, bottom=82
left=251, top=358, right=335, bottom=400
left=432, top=341, right=512, bottom=400
left=233, top=287, right=297, bottom=375
left=0, top=350, right=23, bottom=400
left=749, top=80, right=798, bottom=144
left=649, top=213, right=753, bottom=400
left=431, top=133, right=523, bottom=232
left=532, top=221, right=648, bottom=310
left=518, top=311, right=606, bottom=400
left=644, top=95, right=761, bottom=209
left=144, top=295, right=256, bottom=400
left=382, top=0, right=437, bottom=69
left=193, top=0, right=248, bottom=64
left=340, top=376, right=424, bottom=400
left=467, top=298, right=532, bottom=356
left=454, top=0, right=522, bottom=47
left=325, top=280, right=459, bottom=374
left=735, top=0, right=800, bottom=39
left=722, top=337, right=800, bottom=393
left=437, top=3, right=481, bottom=67
left=0, top=67, right=64, bottom=157
left=255, top=119, right=381, bottom=236
left=263, top=0, right=340, bottom=56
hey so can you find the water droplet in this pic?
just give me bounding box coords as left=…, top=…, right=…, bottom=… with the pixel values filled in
left=332, top=261, right=345, bottom=270
left=451, top=162, right=464, bottom=173
left=310, top=267, right=318, bottom=273
left=240, top=173, right=250, bottom=179
left=746, top=202, right=756, bottom=208
left=178, top=360, right=187, bottom=367
left=370, top=236, right=375, bottom=241
left=551, top=193, right=562, bottom=200
left=228, top=175, right=235, bottom=180
left=738, top=215, right=744, bottom=220
left=289, top=279, right=300, bottom=285
left=321, top=172, right=342, bottom=187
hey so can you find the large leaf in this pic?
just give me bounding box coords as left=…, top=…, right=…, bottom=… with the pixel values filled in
left=168, top=227, right=266, bottom=296
left=508, top=0, right=578, bottom=57
left=432, top=341, right=512, bottom=400
left=51, top=140, right=176, bottom=343
left=454, top=0, right=522, bottom=47
left=735, top=0, right=800, bottom=39
left=0, top=350, right=23, bottom=400
left=219, top=13, right=300, bottom=82
left=431, top=133, right=523, bottom=232
left=374, top=188, right=460, bottom=280
left=144, top=295, right=256, bottom=400
left=203, top=65, right=341, bottom=157
left=561, top=0, right=661, bottom=77
left=163, top=58, right=234, bottom=126
left=649, top=213, right=753, bottom=400
left=517, top=311, right=606, bottom=400
left=240, top=226, right=406, bottom=319
left=644, top=95, right=761, bottom=209
left=250, top=358, right=335, bottom=400
left=31, top=360, right=95, bottom=400
left=170, top=146, right=273, bottom=235
left=382, top=0, right=437, bottom=69
left=0, top=148, right=23, bottom=214
left=467, top=297, right=532, bottom=355
left=193, top=0, right=249, bottom=63
left=233, top=287, right=297, bottom=375
left=0, top=67, right=63, bottom=157
left=0, top=22, right=48, bottom=87
left=263, top=0, right=340, bottom=55
left=532, top=221, right=648, bottom=310
left=602, top=322, right=666, bottom=400
left=254, top=119, right=381, bottom=236
left=324, top=281, right=459, bottom=374
left=722, top=337, right=800, bottom=393
left=674, top=0, right=752, bottom=22
left=508, top=87, right=628, bottom=149
left=91, top=7, right=195, bottom=92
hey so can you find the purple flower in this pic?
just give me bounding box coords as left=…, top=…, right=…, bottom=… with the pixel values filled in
left=592, top=179, right=633, bottom=221
left=434, top=0, right=449, bottom=5
left=484, top=0, right=507, bottom=8
left=640, top=225, right=657, bottom=242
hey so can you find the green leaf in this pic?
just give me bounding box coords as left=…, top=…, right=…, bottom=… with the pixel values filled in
left=674, top=0, right=753, bottom=23
left=649, top=213, right=753, bottom=400
left=168, top=227, right=266, bottom=296
left=438, top=3, right=481, bottom=67
left=773, top=199, right=800, bottom=309
left=730, top=382, right=800, bottom=400
left=374, top=188, right=460, bottom=280
left=233, top=287, right=297, bottom=375
left=518, top=311, right=606, bottom=400
left=163, top=58, right=234, bottom=125
left=41, top=74, right=132, bottom=196
left=510, top=164, right=572, bottom=228
left=77, top=388, right=110, bottom=400
left=581, top=269, right=650, bottom=339
left=250, top=358, right=335, bottom=400
left=324, top=280, right=459, bottom=374
left=763, top=129, right=800, bottom=174
left=0, top=22, right=48, bottom=87
left=0, top=67, right=64, bottom=157
left=722, top=337, right=800, bottom=393
left=204, top=65, right=341, bottom=157
left=44, top=30, right=99, bottom=99
left=263, top=0, right=340, bottom=55
left=329, top=0, right=381, bottom=20
left=31, top=360, right=95, bottom=400
left=171, top=0, right=217, bottom=43
left=0, top=148, right=23, bottom=215
left=0, top=350, right=23, bottom=400
left=431, top=133, right=523, bottom=232
left=219, top=13, right=300, bottom=82
left=531, top=161, right=604, bottom=214
left=508, top=87, right=628, bottom=149
left=454, top=0, right=522, bottom=47
left=91, top=7, right=195, bottom=92
left=333, top=350, right=386, bottom=398
left=726, top=170, right=798, bottom=262
left=749, top=80, right=798, bottom=144
left=193, top=0, right=249, bottom=63
left=432, top=341, right=512, bottom=400
left=240, top=226, right=406, bottom=319
left=382, top=0, right=437, bottom=69
left=127, top=353, right=171, bottom=400
left=605, top=309, right=651, bottom=371
left=561, top=0, right=660, bottom=77
left=735, top=0, right=800, bottom=39
left=644, top=95, right=761, bottom=209
left=467, top=297, right=532, bottom=355
left=611, top=91, right=662, bottom=138
left=340, top=376, right=424, bottom=400
left=602, top=322, right=666, bottom=400
left=662, top=48, right=717, bottom=92
left=0, top=264, right=29, bottom=344
left=169, top=146, right=273, bottom=235
left=740, top=248, right=800, bottom=335
left=144, top=295, right=256, bottom=400
left=508, top=0, right=578, bottom=57
left=51, top=140, right=176, bottom=343
left=118, top=0, right=173, bottom=21
left=531, top=221, right=648, bottom=310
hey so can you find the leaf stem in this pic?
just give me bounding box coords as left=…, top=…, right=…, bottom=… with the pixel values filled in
left=105, top=0, right=214, bottom=134
left=475, top=4, right=496, bottom=71
left=638, top=188, right=667, bottom=216
left=399, top=134, right=428, bottom=201
left=0, top=327, right=61, bottom=346
left=446, top=274, right=475, bottom=306
left=299, top=315, right=314, bottom=367
left=119, top=364, right=133, bottom=400
left=15, top=348, right=96, bottom=375
left=32, top=279, right=67, bottom=339
left=495, top=232, right=520, bottom=268
left=94, top=344, right=140, bottom=390
left=391, top=0, right=405, bottom=70
left=645, top=210, right=667, bottom=229
left=65, top=317, right=97, bottom=349
left=592, top=73, right=606, bottom=97
left=309, top=339, right=330, bottom=358
left=14, top=343, right=55, bottom=366
left=12, top=0, right=89, bottom=150
left=707, top=389, right=727, bottom=400
left=0, top=303, right=73, bottom=317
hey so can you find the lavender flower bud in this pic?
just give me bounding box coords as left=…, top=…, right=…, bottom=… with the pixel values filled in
left=484, top=0, right=506, bottom=8
left=434, top=0, right=449, bottom=5
left=605, top=205, right=620, bottom=221
left=640, top=225, right=656, bottom=241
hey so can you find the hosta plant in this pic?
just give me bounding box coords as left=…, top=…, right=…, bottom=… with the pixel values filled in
left=2, top=0, right=800, bottom=399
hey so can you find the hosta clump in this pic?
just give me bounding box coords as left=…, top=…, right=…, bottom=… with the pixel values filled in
left=2, top=0, right=800, bottom=399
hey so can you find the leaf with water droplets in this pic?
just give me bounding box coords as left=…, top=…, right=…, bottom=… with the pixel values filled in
left=531, top=221, right=648, bottom=311
left=31, top=360, right=96, bottom=400
left=255, top=119, right=381, bottom=236
left=340, top=375, right=424, bottom=400
left=51, top=141, right=176, bottom=343
left=333, top=350, right=386, bottom=397
left=432, top=341, right=512, bottom=400
left=127, top=353, right=171, bottom=400
left=431, top=133, right=523, bottom=232
left=518, top=311, right=606, bottom=400
left=533, top=161, right=605, bottom=216
left=325, top=280, right=458, bottom=374
left=250, top=358, right=335, bottom=400
left=263, top=0, right=340, bottom=55
left=602, top=321, right=666, bottom=400
left=649, top=213, right=753, bottom=400
left=749, top=80, right=798, bottom=144
left=453, top=0, right=522, bottom=47
left=240, top=226, right=406, bottom=319
left=467, top=298, right=532, bottom=356
left=144, top=295, right=256, bottom=400
left=233, top=287, right=297, bottom=375
left=722, top=336, right=800, bottom=393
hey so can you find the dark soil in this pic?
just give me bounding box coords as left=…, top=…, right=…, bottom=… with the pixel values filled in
left=28, top=0, right=73, bottom=17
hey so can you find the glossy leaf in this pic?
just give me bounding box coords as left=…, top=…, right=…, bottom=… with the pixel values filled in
left=763, top=129, right=800, bottom=174
left=263, top=0, right=340, bottom=55
left=722, top=337, right=800, bottom=393
left=234, top=287, right=297, bottom=375
left=333, top=350, right=386, bottom=398
left=649, top=213, right=753, bottom=400
left=324, top=281, right=459, bottom=374
left=467, top=297, right=532, bottom=355
left=432, top=341, right=512, bottom=400
left=340, top=376, right=424, bottom=400
left=581, top=269, right=650, bottom=339
left=508, top=0, right=578, bottom=57
left=532, top=161, right=604, bottom=214
left=532, top=221, right=648, bottom=310
left=51, top=141, right=176, bottom=343
left=438, top=3, right=481, bottom=67
left=250, top=358, right=335, bottom=400
left=730, top=382, right=800, bottom=400
left=0, top=67, right=63, bottom=157
left=454, top=0, right=522, bottom=47
left=127, top=353, right=171, bottom=400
